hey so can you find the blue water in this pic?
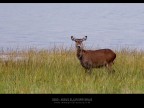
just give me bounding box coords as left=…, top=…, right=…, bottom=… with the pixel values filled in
left=0, top=3, right=144, bottom=50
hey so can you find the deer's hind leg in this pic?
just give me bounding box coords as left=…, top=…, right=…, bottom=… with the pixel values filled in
left=106, top=62, right=115, bottom=73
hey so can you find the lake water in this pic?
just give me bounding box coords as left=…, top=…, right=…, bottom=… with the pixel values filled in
left=0, top=3, right=144, bottom=51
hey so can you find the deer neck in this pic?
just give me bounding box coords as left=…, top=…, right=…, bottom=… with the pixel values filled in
left=77, top=48, right=84, bottom=60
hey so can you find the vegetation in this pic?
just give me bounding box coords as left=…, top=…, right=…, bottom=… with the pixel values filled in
left=0, top=47, right=144, bottom=93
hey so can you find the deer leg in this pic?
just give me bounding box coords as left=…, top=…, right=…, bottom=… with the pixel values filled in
left=88, top=68, right=92, bottom=75
left=84, top=68, right=92, bottom=74
left=85, top=62, right=92, bottom=74
left=84, top=67, right=92, bottom=75
left=85, top=69, right=87, bottom=73
left=106, top=62, right=115, bottom=73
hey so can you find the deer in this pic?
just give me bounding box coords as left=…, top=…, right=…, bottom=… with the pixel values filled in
left=71, top=36, right=116, bottom=74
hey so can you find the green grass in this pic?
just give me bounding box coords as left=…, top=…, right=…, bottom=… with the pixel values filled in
left=0, top=47, right=144, bottom=93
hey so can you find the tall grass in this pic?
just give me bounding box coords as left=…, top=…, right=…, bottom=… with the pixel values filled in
left=0, top=47, right=144, bottom=93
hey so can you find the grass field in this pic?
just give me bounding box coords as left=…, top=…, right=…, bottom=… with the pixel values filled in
left=0, top=47, right=144, bottom=93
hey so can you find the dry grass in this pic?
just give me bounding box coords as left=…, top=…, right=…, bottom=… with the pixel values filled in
left=0, top=47, right=144, bottom=93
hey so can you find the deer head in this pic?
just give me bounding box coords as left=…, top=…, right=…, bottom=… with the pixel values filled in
left=71, top=36, right=87, bottom=49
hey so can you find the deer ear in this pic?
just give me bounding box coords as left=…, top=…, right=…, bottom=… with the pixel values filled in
left=71, top=36, right=75, bottom=41
left=83, top=36, right=87, bottom=41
